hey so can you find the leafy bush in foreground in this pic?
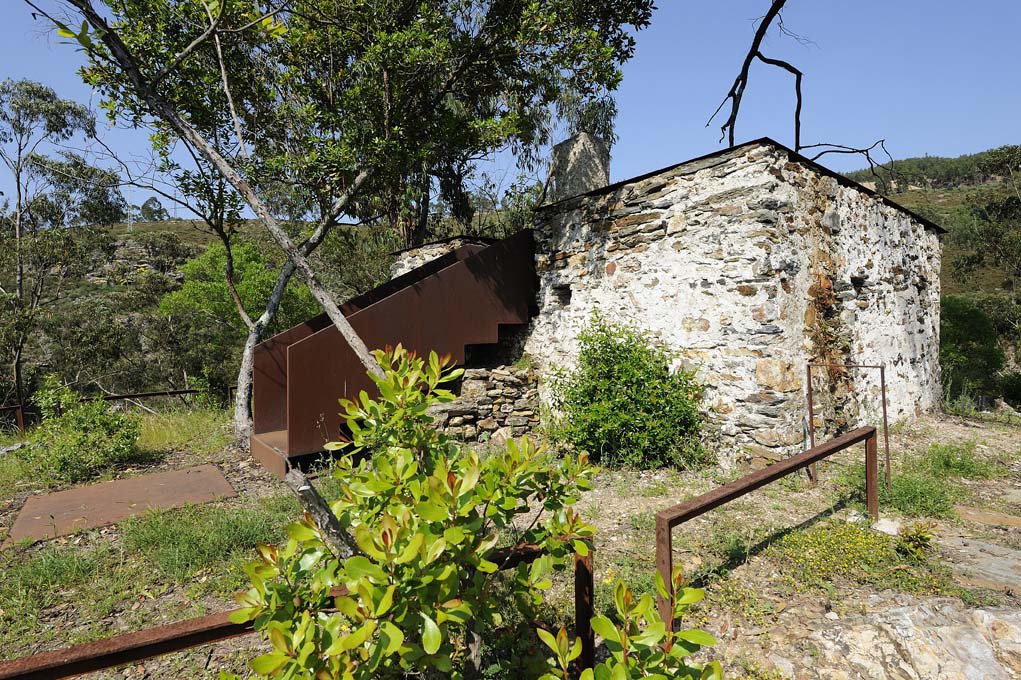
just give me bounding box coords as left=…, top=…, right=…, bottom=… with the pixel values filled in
left=21, top=377, right=142, bottom=484
left=231, top=347, right=721, bottom=678
left=551, top=316, right=709, bottom=469
left=230, top=346, right=597, bottom=678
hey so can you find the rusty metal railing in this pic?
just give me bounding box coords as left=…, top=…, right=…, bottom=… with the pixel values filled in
left=0, top=544, right=594, bottom=679
left=1, top=388, right=232, bottom=433
left=654, top=426, right=879, bottom=626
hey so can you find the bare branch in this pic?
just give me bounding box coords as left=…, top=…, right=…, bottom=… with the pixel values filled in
left=802, top=139, right=898, bottom=193
left=707, top=0, right=790, bottom=147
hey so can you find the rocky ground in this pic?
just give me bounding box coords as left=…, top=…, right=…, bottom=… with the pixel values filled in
left=0, top=412, right=1019, bottom=679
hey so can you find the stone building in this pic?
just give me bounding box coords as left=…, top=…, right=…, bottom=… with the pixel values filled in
left=521, top=137, right=944, bottom=465
left=389, top=137, right=944, bottom=465
left=254, top=137, right=944, bottom=475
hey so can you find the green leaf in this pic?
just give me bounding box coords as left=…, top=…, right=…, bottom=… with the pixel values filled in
left=249, top=652, right=287, bottom=674
left=375, top=584, right=396, bottom=616
left=675, top=628, right=717, bottom=647
left=536, top=628, right=560, bottom=655
left=344, top=555, right=387, bottom=582
left=443, top=525, right=466, bottom=545
left=394, top=533, right=424, bottom=564
left=285, top=521, right=318, bottom=542
left=380, top=620, right=405, bottom=655
left=421, top=612, right=442, bottom=655
left=589, top=615, right=621, bottom=644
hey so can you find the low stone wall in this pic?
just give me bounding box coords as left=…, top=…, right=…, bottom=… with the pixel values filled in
left=429, top=365, right=540, bottom=444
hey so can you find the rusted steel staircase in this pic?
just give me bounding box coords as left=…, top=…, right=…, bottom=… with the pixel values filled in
left=250, top=229, right=538, bottom=477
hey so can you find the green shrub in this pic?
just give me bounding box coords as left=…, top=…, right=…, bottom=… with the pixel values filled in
left=21, top=377, right=143, bottom=484
left=551, top=316, right=709, bottom=469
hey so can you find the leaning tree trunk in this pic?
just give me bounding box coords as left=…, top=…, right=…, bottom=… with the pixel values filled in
left=233, top=328, right=260, bottom=442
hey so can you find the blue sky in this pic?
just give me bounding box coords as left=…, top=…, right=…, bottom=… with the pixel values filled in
left=1, top=1, right=1018, bottom=203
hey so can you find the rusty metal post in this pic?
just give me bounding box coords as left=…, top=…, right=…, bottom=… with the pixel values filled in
left=574, top=552, right=594, bottom=674
left=879, top=365, right=891, bottom=492
left=655, top=513, right=673, bottom=630
left=805, top=364, right=817, bottom=484
left=865, top=430, right=879, bottom=522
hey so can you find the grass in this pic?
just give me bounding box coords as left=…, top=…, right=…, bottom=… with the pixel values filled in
left=0, top=495, right=303, bottom=656
left=0, top=454, right=36, bottom=498
left=0, top=543, right=146, bottom=655
left=837, top=440, right=1003, bottom=518
left=122, top=495, right=299, bottom=593
left=137, top=407, right=233, bottom=457
left=916, top=441, right=1002, bottom=479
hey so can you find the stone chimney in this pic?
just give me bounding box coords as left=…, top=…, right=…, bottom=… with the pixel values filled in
left=547, top=132, right=610, bottom=203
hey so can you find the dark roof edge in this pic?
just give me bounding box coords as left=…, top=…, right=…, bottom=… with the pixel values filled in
left=538, top=137, right=947, bottom=235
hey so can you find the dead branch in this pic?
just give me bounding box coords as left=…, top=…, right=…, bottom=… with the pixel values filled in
left=708, top=0, right=801, bottom=148
left=801, top=139, right=898, bottom=193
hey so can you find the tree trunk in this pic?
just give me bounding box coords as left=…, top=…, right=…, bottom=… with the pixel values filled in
left=232, top=258, right=297, bottom=444
left=233, top=327, right=259, bottom=442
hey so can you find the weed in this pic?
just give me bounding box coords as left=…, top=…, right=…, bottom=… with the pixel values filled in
left=734, top=658, right=789, bottom=680
left=767, top=520, right=959, bottom=596
left=838, top=465, right=960, bottom=518
left=628, top=511, right=656, bottom=533
left=896, top=522, right=935, bottom=560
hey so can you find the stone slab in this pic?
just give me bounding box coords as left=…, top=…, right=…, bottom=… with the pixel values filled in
left=956, top=505, right=1021, bottom=530
left=4, top=464, right=236, bottom=546
left=941, top=536, right=1021, bottom=593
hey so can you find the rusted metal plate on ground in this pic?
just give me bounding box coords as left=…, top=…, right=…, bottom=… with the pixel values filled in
left=4, top=465, right=236, bottom=546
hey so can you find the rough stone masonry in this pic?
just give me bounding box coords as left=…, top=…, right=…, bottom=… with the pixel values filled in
left=522, top=138, right=943, bottom=467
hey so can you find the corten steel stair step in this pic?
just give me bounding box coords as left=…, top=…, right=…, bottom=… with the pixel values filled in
left=250, top=230, right=538, bottom=478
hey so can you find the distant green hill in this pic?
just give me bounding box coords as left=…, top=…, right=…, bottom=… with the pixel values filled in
left=845, top=149, right=1014, bottom=297
left=105, top=218, right=268, bottom=248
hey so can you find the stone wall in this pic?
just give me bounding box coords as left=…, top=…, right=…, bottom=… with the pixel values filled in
left=429, top=365, right=541, bottom=445
left=523, top=141, right=942, bottom=467
left=390, top=237, right=491, bottom=278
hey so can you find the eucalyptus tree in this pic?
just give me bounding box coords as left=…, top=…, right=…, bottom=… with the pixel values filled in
left=0, top=79, right=125, bottom=409
left=26, top=0, right=653, bottom=436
